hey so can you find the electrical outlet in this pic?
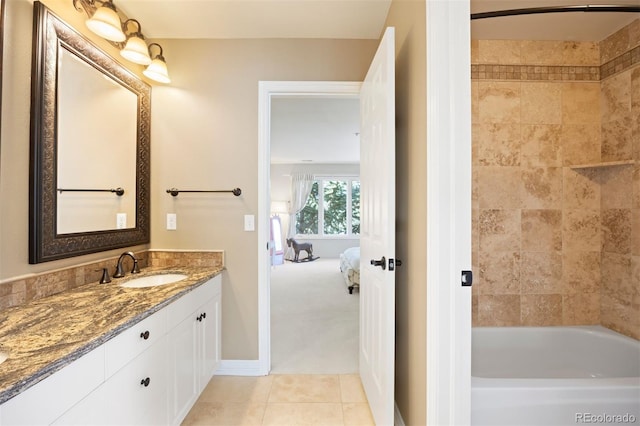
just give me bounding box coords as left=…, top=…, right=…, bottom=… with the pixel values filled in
left=116, top=213, right=127, bottom=229
left=167, top=213, right=177, bottom=230
left=244, top=214, right=255, bottom=231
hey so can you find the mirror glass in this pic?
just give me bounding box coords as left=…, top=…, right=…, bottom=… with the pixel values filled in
left=57, top=48, right=137, bottom=233
left=30, top=2, right=150, bottom=263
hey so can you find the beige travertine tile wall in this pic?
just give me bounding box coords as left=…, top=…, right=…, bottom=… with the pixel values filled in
left=472, top=18, right=640, bottom=339
left=599, top=19, right=640, bottom=339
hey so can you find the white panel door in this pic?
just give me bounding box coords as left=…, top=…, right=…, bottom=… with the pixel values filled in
left=359, top=26, right=396, bottom=426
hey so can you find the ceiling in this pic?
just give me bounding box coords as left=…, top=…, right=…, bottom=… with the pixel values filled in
left=115, top=1, right=638, bottom=164
left=270, top=98, right=360, bottom=164
left=117, top=0, right=639, bottom=41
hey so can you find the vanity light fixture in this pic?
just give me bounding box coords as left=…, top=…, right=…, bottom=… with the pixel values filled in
left=143, top=43, right=171, bottom=84
left=83, top=0, right=126, bottom=42
left=74, top=0, right=170, bottom=85
left=120, top=19, right=151, bottom=65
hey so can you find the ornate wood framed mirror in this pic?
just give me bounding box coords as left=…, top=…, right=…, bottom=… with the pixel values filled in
left=29, top=2, right=150, bottom=263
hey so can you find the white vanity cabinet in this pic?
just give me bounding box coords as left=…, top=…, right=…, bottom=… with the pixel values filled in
left=53, top=337, right=169, bottom=425
left=167, top=275, right=221, bottom=424
left=0, top=275, right=221, bottom=426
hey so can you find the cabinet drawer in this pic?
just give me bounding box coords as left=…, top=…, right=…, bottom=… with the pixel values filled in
left=104, top=309, right=167, bottom=378
left=0, top=346, right=105, bottom=426
left=54, top=337, right=168, bottom=426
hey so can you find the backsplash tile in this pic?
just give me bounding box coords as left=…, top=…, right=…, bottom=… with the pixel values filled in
left=148, top=250, right=224, bottom=268
left=0, top=250, right=223, bottom=311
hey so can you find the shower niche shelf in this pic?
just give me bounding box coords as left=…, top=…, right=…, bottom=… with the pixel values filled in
left=569, top=160, right=636, bottom=170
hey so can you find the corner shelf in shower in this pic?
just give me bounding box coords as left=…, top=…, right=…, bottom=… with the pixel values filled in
left=568, top=160, right=636, bottom=170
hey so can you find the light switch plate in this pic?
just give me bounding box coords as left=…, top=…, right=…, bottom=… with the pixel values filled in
left=167, top=213, right=177, bottom=230
left=244, top=214, right=255, bottom=231
left=116, top=213, right=127, bottom=229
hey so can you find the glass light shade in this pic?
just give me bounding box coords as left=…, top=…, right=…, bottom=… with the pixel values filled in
left=120, top=36, right=151, bottom=65
left=86, top=5, right=125, bottom=42
left=143, top=58, right=171, bottom=84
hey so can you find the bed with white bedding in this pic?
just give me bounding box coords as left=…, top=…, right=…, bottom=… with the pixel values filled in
left=339, top=247, right=360, bottom=294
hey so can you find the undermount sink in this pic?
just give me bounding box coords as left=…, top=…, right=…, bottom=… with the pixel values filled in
left=120, top=273, right=188, bottom=288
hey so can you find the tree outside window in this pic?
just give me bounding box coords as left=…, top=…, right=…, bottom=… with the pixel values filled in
left=295, top=177, right=360, bottom=237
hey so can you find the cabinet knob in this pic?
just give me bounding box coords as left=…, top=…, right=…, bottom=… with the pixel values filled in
left=140, top=377, right=151, bottom=387
left=140, top=330, right=150, bottom=340
left=201, top=312, right=207, bottom=320
left=196, top=314, right=203, bottom=322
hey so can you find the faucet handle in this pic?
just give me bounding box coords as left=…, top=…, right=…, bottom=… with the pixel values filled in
left=97, top=268, right=111, bottom=284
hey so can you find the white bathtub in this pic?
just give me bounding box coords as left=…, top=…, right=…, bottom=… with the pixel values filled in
left=471, top=326, right=640, bottom=426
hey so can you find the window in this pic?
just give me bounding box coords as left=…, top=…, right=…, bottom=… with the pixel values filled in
left=296, top=177, right=360, bottom=237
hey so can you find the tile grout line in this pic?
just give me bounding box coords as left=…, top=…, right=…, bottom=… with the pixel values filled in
left=260, top=375, right=275, bottom=426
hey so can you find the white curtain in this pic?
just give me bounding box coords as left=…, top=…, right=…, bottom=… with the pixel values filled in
left=286, top=173, right=315, bottom=259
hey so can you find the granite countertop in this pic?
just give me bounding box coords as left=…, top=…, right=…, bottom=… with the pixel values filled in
left=0, top=266, right=223, bottom=404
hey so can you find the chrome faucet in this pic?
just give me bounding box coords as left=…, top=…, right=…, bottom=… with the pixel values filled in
left=113, top=251, right=140, bottom=278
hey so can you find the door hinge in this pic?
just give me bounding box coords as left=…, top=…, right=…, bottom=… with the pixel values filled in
left=461, top=270, right=473, bottom=287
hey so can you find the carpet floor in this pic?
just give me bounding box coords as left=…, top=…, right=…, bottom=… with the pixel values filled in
left=270, top=258, right=359, bottom=374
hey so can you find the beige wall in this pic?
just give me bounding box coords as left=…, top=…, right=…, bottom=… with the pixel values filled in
left=148, top=38, right=377, bottom=358
left=471, top=19, right=640, bottom=340
left=384, top=0, right=427, bottom=424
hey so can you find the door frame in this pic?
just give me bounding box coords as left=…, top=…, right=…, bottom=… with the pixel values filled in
left=257, top=81, right=362, bottom=375
left=425, top=0, right=472, bottom=424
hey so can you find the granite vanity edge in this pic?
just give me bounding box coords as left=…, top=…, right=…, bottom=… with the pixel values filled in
left=0, top=268, right=223, bottom=404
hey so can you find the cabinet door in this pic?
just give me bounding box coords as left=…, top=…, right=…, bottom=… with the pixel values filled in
left=54, top=337, right=168, bottom=426
left=198, top=289, right=221, bottom=390
left=0, top=347, right=105, bottom=426
left=167, top=312, right=198, bottom=425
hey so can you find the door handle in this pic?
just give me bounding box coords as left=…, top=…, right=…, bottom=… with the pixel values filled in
left=370, top=256, right=386, bottom=270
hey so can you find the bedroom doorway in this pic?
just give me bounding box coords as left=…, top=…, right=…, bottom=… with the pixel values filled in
left=257, top=81, right=363, bottom=376
left=268, top=94, right=362, bottom=374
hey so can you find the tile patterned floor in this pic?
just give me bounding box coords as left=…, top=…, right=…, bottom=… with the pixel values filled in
left=182, top=374, right=375, bottom=426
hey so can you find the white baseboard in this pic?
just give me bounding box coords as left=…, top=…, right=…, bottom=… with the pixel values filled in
left=394, top=401, right=406, bottom=426
left=214, top=360, right=268, bottom=376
